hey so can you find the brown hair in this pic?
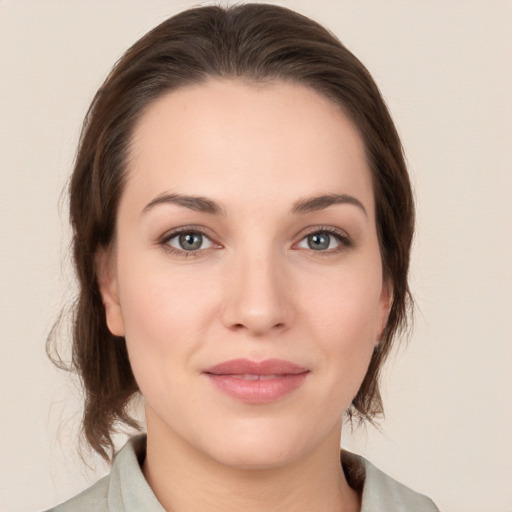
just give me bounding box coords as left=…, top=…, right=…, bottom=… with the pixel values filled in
left=50, top=3, right=414, bottom=461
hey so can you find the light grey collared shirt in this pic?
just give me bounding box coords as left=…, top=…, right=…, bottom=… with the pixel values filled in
left=46, top=435, right=439, bottom=511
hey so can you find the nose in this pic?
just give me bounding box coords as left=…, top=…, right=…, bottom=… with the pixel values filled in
left=221, top=250, right=293, bottom=337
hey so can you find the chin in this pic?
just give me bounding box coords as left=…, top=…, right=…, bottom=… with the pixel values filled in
left=212, top=441, right=300, bottom=471
left=198, top=420, right=320, bottom=471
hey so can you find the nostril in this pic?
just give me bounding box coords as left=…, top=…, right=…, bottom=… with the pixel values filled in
left=229, top=321, right=286, bottom=335
left=220, top=282, right=292, bottom=335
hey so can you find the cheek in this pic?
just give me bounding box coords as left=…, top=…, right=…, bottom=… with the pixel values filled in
left=300, top=267, right=385, bottom=343
left=296, top=263, right=385, bottom=388
left=115, top=256, right=220, bottom=383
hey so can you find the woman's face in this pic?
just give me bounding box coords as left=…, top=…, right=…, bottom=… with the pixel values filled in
left=99, top=79, right=392, bottom=469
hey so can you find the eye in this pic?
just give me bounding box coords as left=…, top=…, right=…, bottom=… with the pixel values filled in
left=165, top=231, right=214, bottom=252
left=296, top=229, right=349, bottom=252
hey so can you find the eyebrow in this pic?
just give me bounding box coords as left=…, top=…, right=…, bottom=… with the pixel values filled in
left=291, top=193, right=367, bottom=216
left=141, top=192, right=367, bottom=217
left=142, top=193, right=224, bottom=215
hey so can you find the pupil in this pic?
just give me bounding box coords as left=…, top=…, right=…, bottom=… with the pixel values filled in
left=179, top=232, right=202, bottom=250
left=308, top=233, right=329, bottom=250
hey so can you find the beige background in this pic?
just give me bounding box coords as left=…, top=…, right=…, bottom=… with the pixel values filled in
left=1, top=1, right=511, bottom=511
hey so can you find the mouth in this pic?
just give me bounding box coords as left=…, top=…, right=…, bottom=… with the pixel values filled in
left=224, top=374, right=284, bottom=380
left=203, top=358, right=309, bottom=404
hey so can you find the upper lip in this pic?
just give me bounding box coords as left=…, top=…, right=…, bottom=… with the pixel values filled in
left=203, top=358, right=308, bottom=376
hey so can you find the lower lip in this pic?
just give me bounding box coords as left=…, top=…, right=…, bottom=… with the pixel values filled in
left=205, top=373, right=308, bottom=404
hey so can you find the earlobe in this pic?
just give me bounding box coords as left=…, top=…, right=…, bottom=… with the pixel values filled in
left=378, top=280, right=394, bottom=339
left=95, top=248, right=125, bottom=337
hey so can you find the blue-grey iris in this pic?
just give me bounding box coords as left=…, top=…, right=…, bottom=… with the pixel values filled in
left=179, top=232, right=202, bottom=250
left=308, top=233, right=330, bottom=250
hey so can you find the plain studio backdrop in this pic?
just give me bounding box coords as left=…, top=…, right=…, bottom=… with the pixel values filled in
left=1, top=1, right=511, bottom=511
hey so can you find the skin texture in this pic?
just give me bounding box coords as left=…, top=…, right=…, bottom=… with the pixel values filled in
left=98, top=79, right=392, bottom=512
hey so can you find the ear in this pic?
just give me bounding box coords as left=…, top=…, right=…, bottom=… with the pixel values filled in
left=377, top=279, right=394, bottom=340
left=95, top=247, right=125, bottom=337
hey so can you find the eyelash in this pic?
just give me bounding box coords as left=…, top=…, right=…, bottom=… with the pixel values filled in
left=158, top=226, right=218, bottom=257
left=297, top=226, right=353, bottom=253
left=157, top=225, right=352, bottom=257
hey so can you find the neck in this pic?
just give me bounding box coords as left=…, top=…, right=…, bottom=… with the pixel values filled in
left=142, top=414, right=360, bottom=512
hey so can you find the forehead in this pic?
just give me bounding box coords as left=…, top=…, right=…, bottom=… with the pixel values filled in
left=125, top=78, right=374, bottom=215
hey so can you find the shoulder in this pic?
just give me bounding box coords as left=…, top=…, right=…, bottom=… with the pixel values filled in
left=43, top=435, right=163, bottom=512
left=43, top=474, right=110, bottom=512
left=342, top=450, right=440, bottom=512
left=362, top=457, right=440, bottom=511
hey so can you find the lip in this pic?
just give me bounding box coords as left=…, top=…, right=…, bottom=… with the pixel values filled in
left=203, top=358, right=309, bottom=404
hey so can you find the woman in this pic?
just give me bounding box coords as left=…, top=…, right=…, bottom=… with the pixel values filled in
left=46, top=4, right=438, bottom=511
